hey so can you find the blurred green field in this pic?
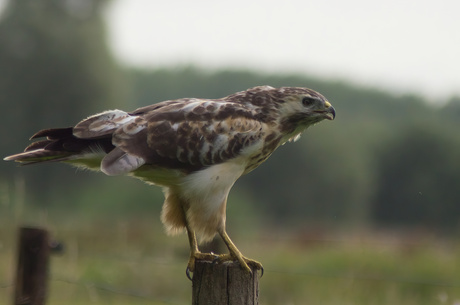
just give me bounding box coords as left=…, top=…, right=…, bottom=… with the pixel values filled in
left=1, top=209, right=460, bottom=305
left=1, top=2, right=460, bottom=304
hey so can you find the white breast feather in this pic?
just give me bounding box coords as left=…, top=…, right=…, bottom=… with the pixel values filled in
left=180, top=159, right=246, bottom=240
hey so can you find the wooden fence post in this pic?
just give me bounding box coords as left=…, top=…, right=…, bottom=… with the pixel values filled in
left=13, top=227, right=50, bottom=305
left=192, top=260, right=260, bottom=305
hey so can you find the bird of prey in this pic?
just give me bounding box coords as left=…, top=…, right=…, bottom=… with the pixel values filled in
left=4, top=86, right=335, bottom=275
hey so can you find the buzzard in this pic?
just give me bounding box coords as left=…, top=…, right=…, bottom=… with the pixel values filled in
left=4, top=86, right=335, bottom=275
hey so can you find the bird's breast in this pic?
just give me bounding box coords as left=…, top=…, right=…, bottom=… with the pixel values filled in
left=241, top=131, right=283, bottom=174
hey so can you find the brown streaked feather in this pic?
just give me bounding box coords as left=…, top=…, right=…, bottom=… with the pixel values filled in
left=129, top=100, right=185, bottom=116
left=111, top=101, right=270, bottom=173
left=73, top=110, right=133, bottom=139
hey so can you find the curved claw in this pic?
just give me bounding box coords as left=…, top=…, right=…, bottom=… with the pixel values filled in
left=186, top=252, right=221, bottom=280
left=259, top=265, right=264, bottom=278
left=186, top=266, right=193, bottom=281
left=246, top=259, right=264, bottom=277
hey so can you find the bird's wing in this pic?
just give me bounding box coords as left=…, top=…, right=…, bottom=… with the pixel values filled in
left=102, top=99, right=268, bottom=175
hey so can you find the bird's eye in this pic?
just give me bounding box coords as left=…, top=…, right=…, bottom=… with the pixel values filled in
left=302, top=96, right=316, bottom=107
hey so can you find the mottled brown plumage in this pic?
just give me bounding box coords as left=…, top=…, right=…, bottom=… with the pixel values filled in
left=4, top=85, right=335, bottom=274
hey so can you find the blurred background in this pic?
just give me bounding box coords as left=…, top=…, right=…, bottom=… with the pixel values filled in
left=1, top=0, right=459, bottom=304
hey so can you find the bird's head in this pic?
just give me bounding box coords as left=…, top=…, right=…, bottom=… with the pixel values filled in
left=230, top=86, right=335, bottom=140
left=271, top=87, right=335, bottom=139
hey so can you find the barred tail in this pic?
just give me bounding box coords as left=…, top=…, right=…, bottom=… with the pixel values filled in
left=4, top=110, right=147, bottom=174
left=3, top=127, right=114, bottom=166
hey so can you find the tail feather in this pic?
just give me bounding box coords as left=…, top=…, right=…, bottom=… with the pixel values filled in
left=4, top=150, right=74, bottom=164
left=24, top=139, right=53, bottom=152
left=4, top=127, right=115, bottom=165
left=30, top=127, right=74, bottom=140
left=4, top=110, right=141, bottom=173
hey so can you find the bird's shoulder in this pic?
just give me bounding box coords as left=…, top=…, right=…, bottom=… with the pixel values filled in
left=131, top=97, right=258, bottom=122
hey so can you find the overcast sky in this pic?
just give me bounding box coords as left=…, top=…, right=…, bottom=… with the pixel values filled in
left=105, top=0, right=460, bottom=102
left=0, top=0, right=457, bottom=102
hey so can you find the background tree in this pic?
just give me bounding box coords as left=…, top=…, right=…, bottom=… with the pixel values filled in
left=371, top=119, right=460, bottom=230
left=1, top=5, right=459, bottom=230
left=0, top=0, right=126, bottom=204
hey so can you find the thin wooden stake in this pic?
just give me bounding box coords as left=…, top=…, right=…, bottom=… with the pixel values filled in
left=14, top=227, right=50, bottom=305
left=192, top=260, right=259, bottom=305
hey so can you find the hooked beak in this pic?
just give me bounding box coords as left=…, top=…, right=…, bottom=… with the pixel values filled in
left=317, top=101, right=336, bottom=120
left=325, top=105, right=335, bottom=120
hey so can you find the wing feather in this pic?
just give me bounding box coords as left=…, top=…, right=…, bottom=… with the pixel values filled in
left=111, top=100, right=269, bottom=172
left=73, top=110, right=134, bottom=138
left=101, top=147, right=145, bottom=176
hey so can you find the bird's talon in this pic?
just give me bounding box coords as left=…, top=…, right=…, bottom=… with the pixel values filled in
left=186, top=252, right=224, bottom=279
left=186, top=266, right=193, bottom=281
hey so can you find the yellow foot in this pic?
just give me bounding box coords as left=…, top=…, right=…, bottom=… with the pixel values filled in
left=186, top=252, right=263, bottom=279
left=217, top=228, right=263, bottom=275
left=217, top=254, right=264, bottom=275
left=186, top=252, right=219, bottom=280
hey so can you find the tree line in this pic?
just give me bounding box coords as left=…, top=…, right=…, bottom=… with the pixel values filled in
left=1, top=0, right=459, bottom=232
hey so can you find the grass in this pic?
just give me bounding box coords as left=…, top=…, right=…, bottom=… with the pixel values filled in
left=1, top=208, right=460, bottom=305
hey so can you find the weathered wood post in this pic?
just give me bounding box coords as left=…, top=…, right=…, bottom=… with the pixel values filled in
left=14, top=227, right=50, bottom=305
left=192, top=260, right=260, bottom=305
